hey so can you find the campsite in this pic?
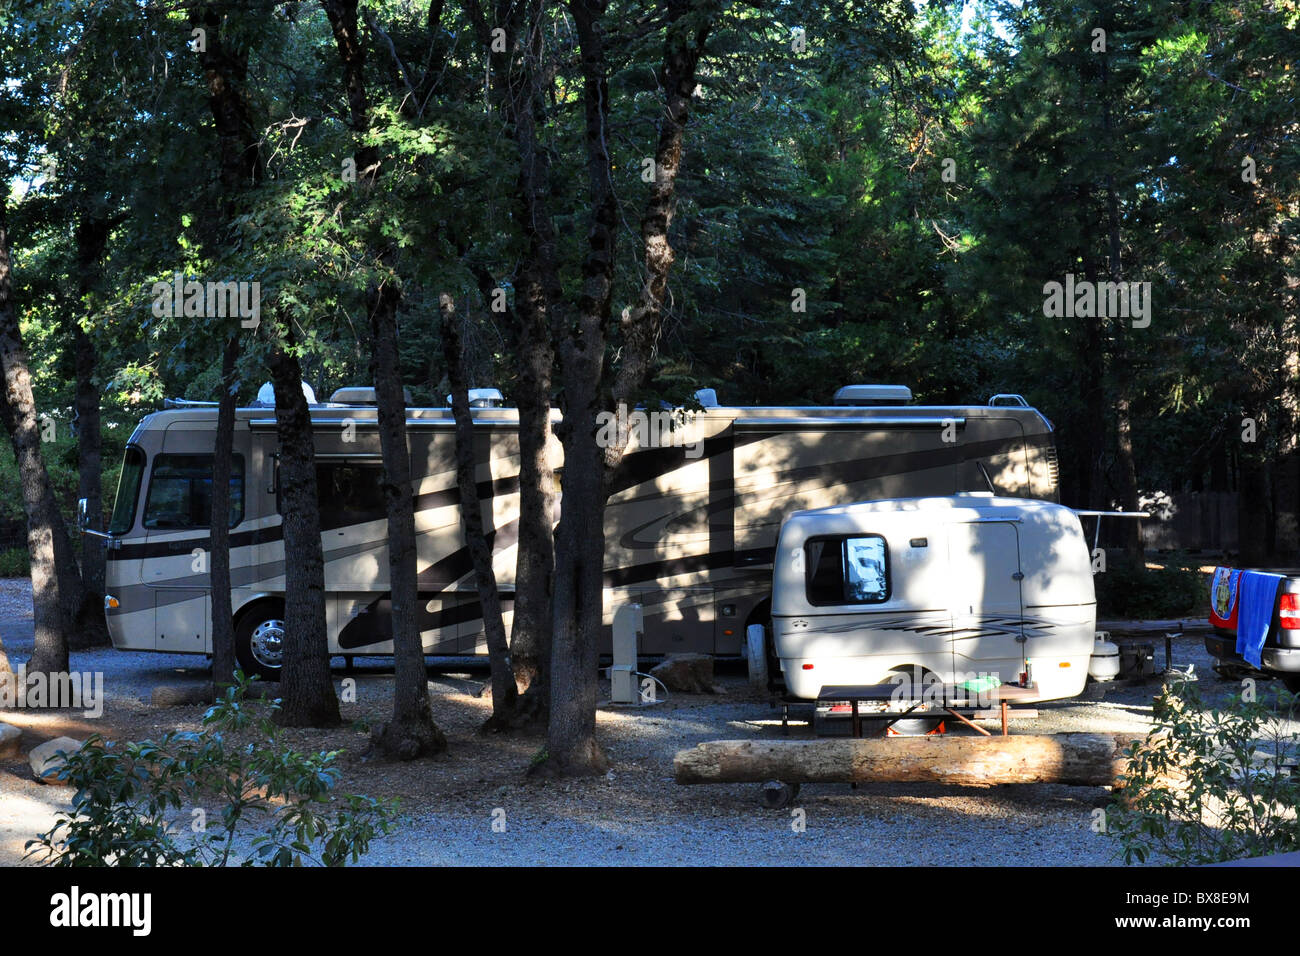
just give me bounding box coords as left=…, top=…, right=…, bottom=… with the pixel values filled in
left=0, top=577, right=1224, bottom=867
left=0, top=1, right=1297, bottom=922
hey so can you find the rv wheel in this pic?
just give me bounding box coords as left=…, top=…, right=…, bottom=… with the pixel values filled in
left=234, top=606, right=286, bottom=681
left=1283, top=675, right=1300, bottom=695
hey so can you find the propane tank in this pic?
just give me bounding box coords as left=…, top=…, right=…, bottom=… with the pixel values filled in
left=1089, top=631, right=1122, bottom=681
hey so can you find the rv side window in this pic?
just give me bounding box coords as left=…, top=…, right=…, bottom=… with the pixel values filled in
left=805, top=534, right=890, bottom=606
left=142, top=454, right=245, bottom=529
left=314, top=462, right=387, bottom=528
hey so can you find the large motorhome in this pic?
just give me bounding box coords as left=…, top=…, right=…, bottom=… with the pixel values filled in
left=88, top=385, right=1060, bottom=678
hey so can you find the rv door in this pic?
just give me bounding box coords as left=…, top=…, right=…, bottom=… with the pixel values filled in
left=947, top=519, right=1026, bottom=684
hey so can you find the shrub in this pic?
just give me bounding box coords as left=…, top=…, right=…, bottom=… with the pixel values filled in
left=25, top=673, right=397, bottom=866
left=1107, top=678, right=1300, bottom=865
left=1094, top=553, right=1206, bottom=619
left=0, top=548, right=29, bottom=577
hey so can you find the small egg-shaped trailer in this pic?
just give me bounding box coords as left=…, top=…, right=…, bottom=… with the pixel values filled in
left=771, top=493, right=1096, bottom=704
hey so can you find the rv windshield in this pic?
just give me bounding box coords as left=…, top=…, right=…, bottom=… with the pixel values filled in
left=108, top=446, right=146, bottom=534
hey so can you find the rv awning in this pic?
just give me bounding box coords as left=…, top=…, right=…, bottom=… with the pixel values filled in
left=1071, top=510, right=1147, bottom=552
left=733, top=416, right=965, bottom=429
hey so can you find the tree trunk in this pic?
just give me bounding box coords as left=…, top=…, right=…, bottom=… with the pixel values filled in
left=46, top=483, right=91, bottom=642
left=1238, top=455, right=1271, bottom=566
left=1105, top=156, right=1142, bottom=561
left=322, top=0, right=380, bottom=181
left=442, top=295, right=519, bottom=730
left=543, top=0, right=713, bottom=776
left=268, top=336, right=339, bottom=728
left=546, top=430, right=609, bottom=774
left=0, top=198, right=69, bottom=676
left=370, top=282, right=445, bottom=758
left=65, top=212, right=114, bottom=647
left=465, top=0, right=560, bottom=722
left=67, top=323, right=108, bottom=648
left=543, top=0, right=619, bottom=777
left=186, top=4, right=262, bottom=685
left=209, top=333, right=239, bottom=688
left=322, top=0, right=445, bottom=756
left=674, top=735, right=1142, bottom=789
left=511, top=314, right=555, bottom=708
left=1079, top=248, right=1107, bottom=511
left=189, top=4, right=261, bottom=205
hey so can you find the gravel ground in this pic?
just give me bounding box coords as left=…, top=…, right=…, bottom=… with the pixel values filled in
left=0, top=576, right=1244, bottom=866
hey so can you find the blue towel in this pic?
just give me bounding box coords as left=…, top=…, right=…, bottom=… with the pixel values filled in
left=1237, top=571, right=1285, bottom=668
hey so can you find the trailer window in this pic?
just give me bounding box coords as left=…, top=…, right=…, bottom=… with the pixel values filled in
left=143, top=454, right=244, bottom=529
left=805, top=534, right=890, bottom=606
left=108, top=446, right=146, bottom=534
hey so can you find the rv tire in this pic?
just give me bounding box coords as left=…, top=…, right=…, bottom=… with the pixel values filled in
left=234, top=602, right=286, bottom=681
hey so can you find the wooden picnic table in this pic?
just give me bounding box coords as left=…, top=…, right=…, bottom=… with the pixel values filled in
left=816, top=682, right=1039, bottom=737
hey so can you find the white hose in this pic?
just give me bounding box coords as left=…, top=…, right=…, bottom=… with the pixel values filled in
left=632, top=671, right=670, bottom=705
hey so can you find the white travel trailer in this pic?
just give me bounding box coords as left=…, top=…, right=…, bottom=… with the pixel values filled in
left=770, top=494, right=1096, bottom=703
left=86, top=386, right=1061, bottom=679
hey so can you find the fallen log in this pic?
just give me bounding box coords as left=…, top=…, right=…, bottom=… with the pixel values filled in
left=674, top=734, right=1143, bottom=788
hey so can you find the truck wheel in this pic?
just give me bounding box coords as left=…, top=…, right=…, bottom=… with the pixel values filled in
left=234, top=605, right=285, bottom=681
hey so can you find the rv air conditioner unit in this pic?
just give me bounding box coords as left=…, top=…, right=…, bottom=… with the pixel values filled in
left=444, top=388, right=505, bottom=409
left=254, top=380, right=318, bottom=406
left=329, top=386, right=414, bottom=406
left=833, top=384, right=912, bottom=406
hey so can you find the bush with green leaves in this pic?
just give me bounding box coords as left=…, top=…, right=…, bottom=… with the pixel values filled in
left=1108, top=678, right=1300, bottom=865
left=1094, top=553, right=1207, bottom=619
left=0, top=547, right=28, bottom=577
left=26, top=674, right=397, bottom=866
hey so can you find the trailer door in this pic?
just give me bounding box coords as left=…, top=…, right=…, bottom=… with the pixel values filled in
left=947, top=520, right=1026, bottom=683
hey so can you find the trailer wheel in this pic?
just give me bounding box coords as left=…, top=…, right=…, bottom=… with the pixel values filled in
left=234, top=603, right=286, bottom=681
left=884, top=666, right=944, bottom=736
left=760, top=780, right=800, bottom=809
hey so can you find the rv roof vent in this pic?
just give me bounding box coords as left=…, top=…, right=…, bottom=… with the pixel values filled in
left=445, top=387, right=505, bottom=409
left=253, top=380, right=318, bottom=407
left=695, top=388, right=719, bottom=408
left=329, top=386, right=414, bottom=406
left=833, top=385, right=912, bottom=406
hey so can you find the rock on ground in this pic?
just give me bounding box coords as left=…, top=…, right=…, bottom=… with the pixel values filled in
left=650, top=653, right=724, bottom=694
left=151, top=683, right=215, bottom=707
left=28, top=736, right=84, bottom=785
left=0, top=722, right=19, bottom=759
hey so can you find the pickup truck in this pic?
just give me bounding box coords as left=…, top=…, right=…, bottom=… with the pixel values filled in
left=1206, top=565, right=1300, bottom=690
